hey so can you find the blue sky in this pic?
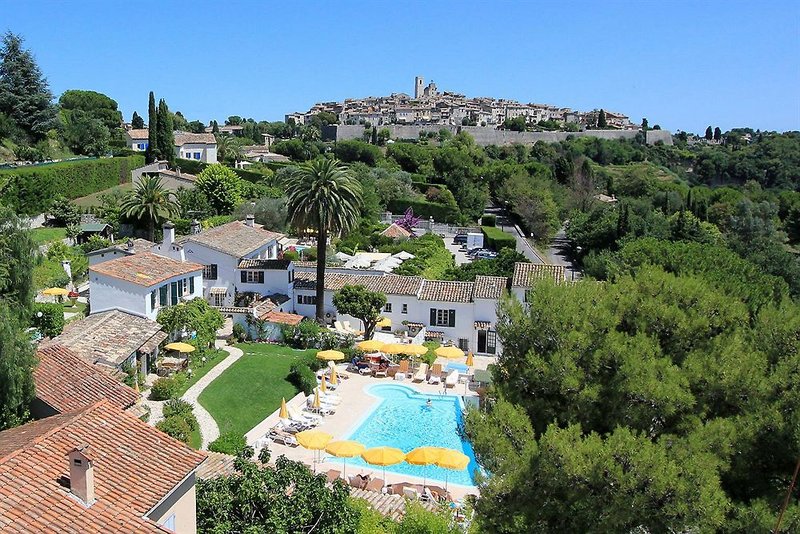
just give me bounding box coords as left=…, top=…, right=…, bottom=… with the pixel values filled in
left=3, top=0, right=799, bottom=134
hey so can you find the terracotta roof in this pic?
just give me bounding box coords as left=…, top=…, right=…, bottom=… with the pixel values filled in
left=196, top=451, right=236, bottom=479
left=173, top=132, right=216, bottom=146
left=33, top=345, right=139, bottom=414
left=186, top=221, right=284, bottom=258
left=90, top=252, right=202, bottom=287
left=473, top=275, right=508, bottom=299
left=260, top=310, right=304, bottom=326
left=0, top=400, right=205, bottom=533
left=380, top=223, right=412, bottom=239
left=350, top=488, right=437, bottom=522
left=88, top=238, right=156, bottom=258
left=238, top=258, right=292, bottom=270
left=125, top=128, right=149, bottom=140
left=418, top=280, right=475, bottom=303
left=48, top=310, right=167, bottom=367
left=293, top=260, right=318, bottom=269
left=511, top=262, right=566, bottom=287
left=158, top=169, right=197, bottom=182
left=294, top=272, right=423, bottom=296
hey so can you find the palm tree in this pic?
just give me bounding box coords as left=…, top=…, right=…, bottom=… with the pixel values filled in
left=121, top=175, right=179, bottom=241
left=284, top=158, right=362, bottom=322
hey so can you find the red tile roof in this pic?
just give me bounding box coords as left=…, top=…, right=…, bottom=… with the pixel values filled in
left=418, top=280, right=475, bottom=303
left=0, top=400, right=205, bottom=533
left=473, top=275, right=508, bottom=299
left=294, top=272, right=423, bottom=296
left=259, top=310, right=304, bottom=326
left=90, top=252, right=202, bottom=287
left=511, top=262, right=566, bottom=287
left=380, top=223, right=412, bottom=239
left=186, top=220, right=284, bottom=258
left=33, top=345, right=139, bottom=414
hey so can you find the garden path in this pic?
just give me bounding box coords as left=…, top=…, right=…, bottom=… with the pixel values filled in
left=182, top=341, right=244, bottom=449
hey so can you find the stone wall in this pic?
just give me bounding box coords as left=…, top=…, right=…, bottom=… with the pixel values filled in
left=324, top=124, right=673, bottom=146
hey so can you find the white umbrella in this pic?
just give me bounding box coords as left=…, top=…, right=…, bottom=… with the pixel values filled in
left=392, top=251, right=415, bottom=260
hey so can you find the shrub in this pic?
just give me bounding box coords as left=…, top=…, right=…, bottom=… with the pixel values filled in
left=232, top=323, right=247, bottom=342
left=482, top=214, right=497, bottom=227
left=288, top=361, right=318, bottom=395
left=481, top=226, right=516, bottom=252
left=163, top=399, right=199, bottom=431
left=150, top=376, right=182, bottom=401
left=202, top=215, right=234, bottom=229
left=31, top=302, right=65, bottom=338
left=156, top=415, right=191, bottom=444
left=387, top=198, right=461, bottom=223
left=208, top=432, right=247, bottom=455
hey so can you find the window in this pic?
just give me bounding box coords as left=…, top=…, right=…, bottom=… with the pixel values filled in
left=288, top=270, right=294, bottom=283
left=213, top=292, right=225, bottom=307
left=150, top=290, right=156, bottom=310
left=170, top=282, right=179, bottom=305
left=194, top=152, right=201, bottom=160
left=189, top=276, right=195, bottom=294
left=402, top=303, right=408, bottom=314
left=299, top=295, right=317, bottom=305
left=162, top=514, right=176, bottom=532
left=384, top=302, right=392, bottom=313
left=430, top=308, right=456, bottom=327
left=159, top=285, right=168, bottom=306
left=181, top=278, right=188, bottom=295
left=458, top=338, right=469, bottom=351
left=486, top=331, right=497, bottom=354
left=203, top=264, right=218, bottom=280
left=297, top=295, right=302, bottom=304
left=241, top=270, right=264, bottom=284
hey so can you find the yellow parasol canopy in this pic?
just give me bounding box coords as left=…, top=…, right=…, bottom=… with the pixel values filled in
left=361, top=446, right=405, bottom=466
left=325, top=440, right=366, bottom=458
left=376, top=317, right=392, bottom=328
left=320, top=374, right=328, bottom=392
left=317, top=349, right=345, bottom=361
left=164, top=342, right=196, bottom=353
left=381, top=343, right=407, bottom=355
left=465, top=352, right=474, bottom=366
left=279, top=398, right=288, bottom=419
left=295, top=429, right=333, bottom=450
left=435, top=448, right=470, bottom=470
left=405, top=446, right=442, bottom=466
left=43, top=287, right=70, bottom=296
left=330, top=366, right=338, bottom=386
left=435, top=345, right=464, bottom=359
left=313, top=389, right=321, bottom=408
left=402, top=344, right=428, bottom=356
left=358, top=339, right=385, bottom=352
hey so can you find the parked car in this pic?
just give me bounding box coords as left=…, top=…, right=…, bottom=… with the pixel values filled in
left=453, top=234, right=468, bottom=245
left=474, top=250, right=498, bottom=259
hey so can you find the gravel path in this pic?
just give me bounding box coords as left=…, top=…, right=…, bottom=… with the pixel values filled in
left=182, top=342, right=244, bottom=449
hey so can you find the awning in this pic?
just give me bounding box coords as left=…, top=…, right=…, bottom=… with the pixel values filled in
left=474, top=321, right=492, bottom=330
left=139, top=331, right=168, bottom=354
left=424, top=330, right=444, bottom=340
left=209, top=287, right=227, bottom=295
left=404, top=322, right=424, bottom=329
left=217, top=306, right=250, bottom=314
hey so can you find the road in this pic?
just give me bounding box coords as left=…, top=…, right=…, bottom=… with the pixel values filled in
left=543, top=225, right=581, bottom=281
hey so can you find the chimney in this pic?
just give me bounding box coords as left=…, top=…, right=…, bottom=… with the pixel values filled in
left=127, top=240, right=135, bottom=251
left=67, top=445, right=95, bottom=505
left=190, top=219, right=201, bottom=235
left=163, top=221, right=175, bottom=246
left=245, top=214, right=255, bottom=227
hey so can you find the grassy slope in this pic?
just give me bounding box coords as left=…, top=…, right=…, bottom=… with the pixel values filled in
left=72, top=182, right=132, bottom=208
left=31, top=227, right=67, bottom=244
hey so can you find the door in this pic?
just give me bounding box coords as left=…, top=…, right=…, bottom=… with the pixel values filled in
left=477, top=330, right=487, bottom=353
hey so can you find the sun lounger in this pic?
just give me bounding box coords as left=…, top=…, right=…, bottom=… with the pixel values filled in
left=398, top=359, right=410, bottom=374
left=413, top=363, right=429, bottom=382
left=313, top=389, right=341, bottom=404
left=349, top=474, right=370, bottom=490
left=374, top=365, right=388, bottom=378
left=445, top=370, right=459, bottom=388
left=428, top=364, right=442, bottom=385
left=326, top=469, right=341, bottom=484
left=287, top=407, right=321, bottom=426
left=422, top=486, right=437, bottom=502
left=403, top=487, right=420, bottom=500
left=269, top=429, right=298, bottom=447
left=365, top=477, right=385, bottom=493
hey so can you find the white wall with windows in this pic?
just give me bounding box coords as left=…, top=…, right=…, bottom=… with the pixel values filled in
left=175, top=142, right=217, bottom=164
left=89, top=270, right=203, bottom=321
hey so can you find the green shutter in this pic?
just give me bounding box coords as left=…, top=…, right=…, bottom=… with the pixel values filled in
left=448, top=309, right=456, bottom=327
left=171, top=282, right=178, bottom=304
left=430, top=308, right=437, bottom=326
left=159, top=285, right=168, bottom=306
left=189, top=276, right=195, bottom=294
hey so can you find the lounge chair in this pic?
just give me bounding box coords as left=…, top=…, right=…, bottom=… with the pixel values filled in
left=427, top=485, right=452, bottom=502
left=374, top=365, right=388, bottom=378
left=313, top=388, right=342, bottom=404
left=287, top=407, right=321, bottom=426
left=365, top=477, right=385, bottom=493
left=413, top=363, right=429, bottom=382
left=427, top=363, right=442, bottom=385
left=305, top=398, right=336, bottom=415
left=403, top=486, right=420, bottom=500
left=326, top=469, right=341, bottom=484
left=422, top=486, right=436, bottom=502
left=445, top=370, right=459, bottom=388
left=269, top=429, right=298, bottom=447
left=398, top=359, right=410, bottom=374
left=349, top=474, right=370, bottom=490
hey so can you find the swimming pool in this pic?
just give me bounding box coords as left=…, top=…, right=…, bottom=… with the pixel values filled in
left=341, top=383, right=480, bottom=487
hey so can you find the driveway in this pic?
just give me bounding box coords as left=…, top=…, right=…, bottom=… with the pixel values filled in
left=543, top=226, right=581, bottom=281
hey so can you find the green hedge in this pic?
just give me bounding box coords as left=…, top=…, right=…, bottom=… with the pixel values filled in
left=481, top=226, right=516, bottom=252
left=387, top=198, right=461, bottom=223
left=482, top=214, right=497, bottom=227
left=411, top=181, right=449, bottom=194
left=0, top=156, right=144, bottom=215
left=175, top=158, right=270, bottom=184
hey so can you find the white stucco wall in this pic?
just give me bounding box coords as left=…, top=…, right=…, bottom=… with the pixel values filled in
left=175, top=143, right=217, bottom=164
left=89, top=270, right=203, bottom=321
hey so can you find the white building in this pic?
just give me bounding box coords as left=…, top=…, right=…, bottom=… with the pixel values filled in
left=510, top=262, right=566, bottom=302
left=124, top=128, right=149, bottom=151
left=124, top=129, right=218, bottom=163
left=88, top=249, right=203, bottom=321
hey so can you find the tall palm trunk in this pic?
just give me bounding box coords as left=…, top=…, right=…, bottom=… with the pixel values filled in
left=315, top=225, right=327, bottom=323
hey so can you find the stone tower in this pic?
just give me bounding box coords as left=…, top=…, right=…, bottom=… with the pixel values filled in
left=415, top=76, right=424, bottom=99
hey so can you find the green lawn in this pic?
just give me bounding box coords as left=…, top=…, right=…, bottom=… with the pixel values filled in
left=31, top=227, right=67, bottom=244
left=73, top=182, right=132, bottom=208
left=175, top=348, right=228, bottom=397
left=189, top=427, right=202, bottom=449
left=198, top=344, right=316, bottom=437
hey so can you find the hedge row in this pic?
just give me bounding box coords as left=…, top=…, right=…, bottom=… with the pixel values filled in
left=387, top=198, right=461, bottom=223
left=175, top=158, right=271, bottom=184
left=0, top=156, right=144, bottom=215
left=411, top=181, right=450, bottom=194
left=481, top=226, right=516, bottom=252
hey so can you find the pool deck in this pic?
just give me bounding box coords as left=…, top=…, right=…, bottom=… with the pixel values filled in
left=245, top=355, right=494, bottom=501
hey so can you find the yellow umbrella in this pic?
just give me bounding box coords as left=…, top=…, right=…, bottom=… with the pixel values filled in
left=317, top=349, right=345, bottom=361
left=313, top=389, right=322, bottom=409
left=330, top=366, right=338, bottom=386
left=435, top=345, right=464, bottom=359
left=43, top=287, right=70, bottom=296
left=465, top=352, right=474, bottom=366
left=358, top=339, right=385, bottom=352
left=381, top=343, right=407, bottom=355
left=376, top=317, right=392, bottom=328
left=435, top=448, right=470, bottom=492
left=325, top=440, right=366, bottom=479
left=296, top=429, right=333, bottom=472
left=320, top=374, right=328, bottom=392
left=361, top=446, right=406, bottom=487
left=403, top=345, right=429, bottom=355
left=279, top=397, right=288, bottom=419
left=164, top=342, right=196, bottom=353
left=406, top=446, right=442, bottom=489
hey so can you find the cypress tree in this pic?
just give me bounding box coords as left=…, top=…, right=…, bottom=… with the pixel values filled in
left=371, top=127, right=378, bottom=145
left=212, top=120, right=219, bottom=133
left=713, top=127, right=722, bottom=142
left=131, top=111, right=144, bottom=129
left=597, top=109, right=607, bottom=128
left=146, top=91, right=158, bottom=162
left=705, top=126, right=713, bottom=140
left=156, top=98, right=174, bottom=165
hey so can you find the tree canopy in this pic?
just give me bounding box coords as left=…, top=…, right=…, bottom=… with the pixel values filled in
left=332, top=285, right=387, bottom=340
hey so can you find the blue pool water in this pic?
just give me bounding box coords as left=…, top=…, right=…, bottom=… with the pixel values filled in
left=340, top=383, right=480, bottom=487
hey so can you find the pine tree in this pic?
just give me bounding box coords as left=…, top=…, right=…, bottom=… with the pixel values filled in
left=713, top=127, right=722, bottom=142
left=156, top=99, right=174, bottom=165
left=146, top=91, right=158, bottom=163
left=131, top=111, right=144, bottom=129
left=371, top=127, right=378, bottom=145
left=705, top=126, right=713, bottom=140
left=641, top=117, right=648, bottom=132
left=212, top=120, right=219, bottom=134
left=597, top=109, right=607, bottom=128
left=0, top=32, right=56, bottom=141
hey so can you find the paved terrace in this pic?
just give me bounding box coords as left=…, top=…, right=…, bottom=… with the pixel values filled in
left=245, top=355, right=495, bottom=502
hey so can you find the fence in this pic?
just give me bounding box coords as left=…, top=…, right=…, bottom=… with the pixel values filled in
left=380, top=212, right=479, bottom=236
